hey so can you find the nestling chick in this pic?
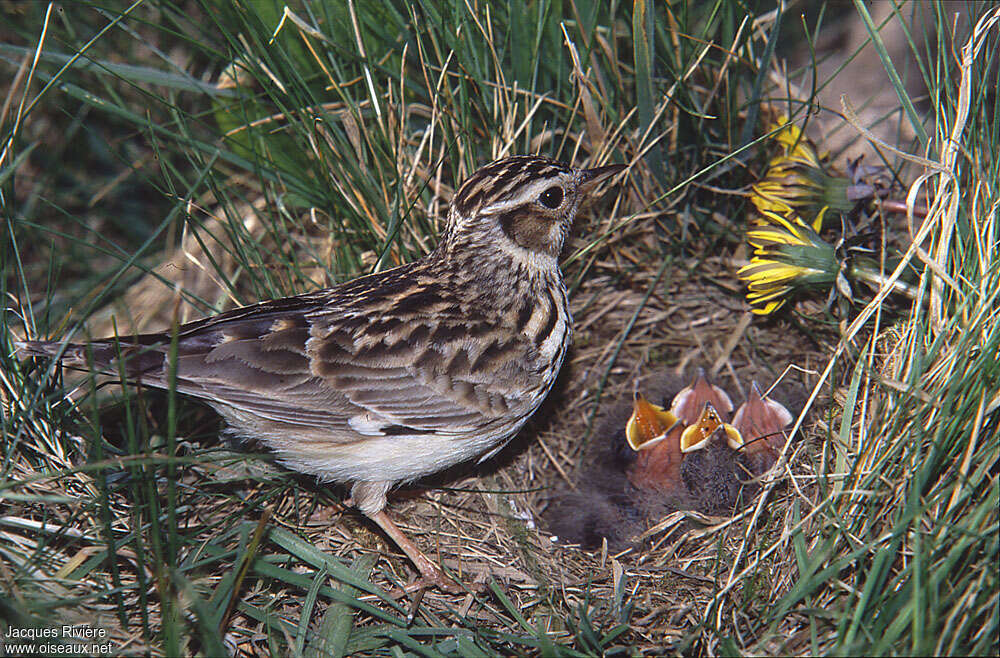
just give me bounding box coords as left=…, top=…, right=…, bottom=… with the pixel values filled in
left=678, top=403, right=748, bottom=514
left=546, top=369, right=798, bottom=549
left=544, top=374, right=684, bottom=549
left=624, top=393, right=684, bottom=496
left=731, top=381, right=795, bottom=474
left=621, top=369, right=738, bottom=502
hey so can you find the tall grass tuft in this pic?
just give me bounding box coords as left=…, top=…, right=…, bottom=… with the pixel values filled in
left=704, top=6, right=1000, bottom=655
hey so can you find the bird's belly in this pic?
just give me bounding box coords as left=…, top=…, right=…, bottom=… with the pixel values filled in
left=221, top=407, right=513, bottom=485
left=287, top=430, right=514, bottom=483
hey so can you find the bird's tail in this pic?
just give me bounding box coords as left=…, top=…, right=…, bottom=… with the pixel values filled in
left=17, top=339, right=108, bottom=368
left=14, top=339, right=162, bottom=378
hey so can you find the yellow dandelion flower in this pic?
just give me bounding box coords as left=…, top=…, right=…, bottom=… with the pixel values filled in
left=751, top=117, right=855, bottom=229
left=748, top=208, right=828, bottom=246
left=770, top=117, right=823, bottom=167
left=738, top=209, right=839, bottom=315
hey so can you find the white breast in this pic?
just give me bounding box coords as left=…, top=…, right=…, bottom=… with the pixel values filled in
left=542, top=287, right=571, bottom=364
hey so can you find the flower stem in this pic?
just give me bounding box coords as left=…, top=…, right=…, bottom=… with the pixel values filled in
left=849, top=263, right=920, bottom=301
left=879, top=199, right=929, bottom=218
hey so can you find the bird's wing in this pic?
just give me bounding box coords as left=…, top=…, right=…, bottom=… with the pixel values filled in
left=303, top=267, right=548, bottom=436
left=306, top=305, right=544, bottom=435
left=74, top=270, right=546, bottom=439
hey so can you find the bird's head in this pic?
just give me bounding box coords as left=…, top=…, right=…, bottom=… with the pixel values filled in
left=443, top=155, right=625, bottom=269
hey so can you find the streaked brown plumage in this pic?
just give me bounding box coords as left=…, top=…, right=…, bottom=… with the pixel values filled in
left=16, top=155, right=626, bottom=591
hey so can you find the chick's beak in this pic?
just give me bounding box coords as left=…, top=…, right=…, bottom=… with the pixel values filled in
left=732, top=381, right=794, bottom=439
left=626, top=392, right=681, bottom=451
left=579, top=163, right=627, bottom=194
left=732, top=381, right=794, bottom=459
left=671, top=368, right=734, bottom=424
left=679, top=403, right=745, bottom=453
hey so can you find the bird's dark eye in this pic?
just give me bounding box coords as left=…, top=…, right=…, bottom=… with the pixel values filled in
left=539, top=186, right=564, bottom=209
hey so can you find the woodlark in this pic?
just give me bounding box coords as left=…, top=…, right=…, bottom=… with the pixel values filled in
left=16, top=155, right=626, bottom=591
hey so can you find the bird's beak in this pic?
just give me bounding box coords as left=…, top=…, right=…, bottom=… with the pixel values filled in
left=578, top=163, right=627, bottom=194
left=626, top=392, right=682, bottom=451
left=731, top=380, right=794, bottom=456
left=671, top=367, right=734, bottom=424
left=679, top=403, right=744, bottom=453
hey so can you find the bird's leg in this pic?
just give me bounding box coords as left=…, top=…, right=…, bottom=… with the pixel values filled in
left=367, top=509, right=462, bottom=593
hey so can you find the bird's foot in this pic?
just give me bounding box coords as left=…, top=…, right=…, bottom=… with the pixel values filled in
left=384, top=565, right=464, bottom=601
left=368, top=509, right=466, bottom=595
left=409, top=558, right=464, bottom=595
